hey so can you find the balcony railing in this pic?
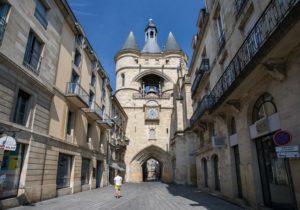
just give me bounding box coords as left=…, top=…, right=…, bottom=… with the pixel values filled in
left=191, top=0, right=299, bottom=124
left=218, top=31, right=226, bottom=54
left=85, top=101, right=103, bottom=120
left=98, top=113, right=113, bottom=129
left=190, top=95, right=215, bottom=126
left=23, top=49, right=42, bottom=74
left=133, top=92, right=171, bottom=99
left=235, top=0, right=249, bottom=18
left=191, top=58, right=210, bottom=96
left=66, top=82, right=89, bottom=107
left=0, top=16, right=6, bottom=45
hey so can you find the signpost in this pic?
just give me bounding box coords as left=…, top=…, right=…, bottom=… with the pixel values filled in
left=0, top=136, right=17, bottom=151
left=273, top=130, right=292, bottom=146
left=276, top=146, right=299, bottom=158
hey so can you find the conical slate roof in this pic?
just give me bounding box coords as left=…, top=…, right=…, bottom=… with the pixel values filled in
left=142, top=39, right=161, bottom=53
left=122, top=31, right=139, bottom=51
left=164, top=32, right=181, bottom=52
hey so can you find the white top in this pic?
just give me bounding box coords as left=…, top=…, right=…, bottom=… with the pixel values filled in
left=114, top=175, right=123, bottom=186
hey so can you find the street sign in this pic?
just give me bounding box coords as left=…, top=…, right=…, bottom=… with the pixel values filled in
left=276, top=146, right=299, bottom=153
left=0, top=136, right=17, bottom=151
left=277, top=152, right=300, bottom=158
left=273, top=130, right=292, bottom=146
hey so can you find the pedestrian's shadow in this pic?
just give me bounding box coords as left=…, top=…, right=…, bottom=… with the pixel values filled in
left=166, top=184, right=243, bottom=210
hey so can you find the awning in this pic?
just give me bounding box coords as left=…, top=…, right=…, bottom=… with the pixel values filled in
left=110, top=162, right=126, bottom=171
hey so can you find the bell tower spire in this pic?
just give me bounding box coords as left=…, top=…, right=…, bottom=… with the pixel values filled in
left=144, top=18, right=157, bottom=42
left=142, top=19, right=161, bottom=53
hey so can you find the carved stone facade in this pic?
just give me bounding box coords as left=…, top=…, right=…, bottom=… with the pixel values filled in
left=115, top=19, right=188, bottom=183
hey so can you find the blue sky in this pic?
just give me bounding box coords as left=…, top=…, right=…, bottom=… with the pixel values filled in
left=68, top=0, right=204, bottom=90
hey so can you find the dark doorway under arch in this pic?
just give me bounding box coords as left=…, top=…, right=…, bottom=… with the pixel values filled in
left=142, top=158, right=161, bottom=182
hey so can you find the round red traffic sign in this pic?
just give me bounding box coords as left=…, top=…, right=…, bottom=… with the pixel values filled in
left=273, top=130, right=292, bottom=146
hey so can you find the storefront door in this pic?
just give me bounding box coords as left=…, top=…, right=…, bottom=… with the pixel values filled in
left=256, top=136, right=296, bottom=210
left=96, top=160, right=102, bottom=188
left=0, top=143, right=25, bottom=199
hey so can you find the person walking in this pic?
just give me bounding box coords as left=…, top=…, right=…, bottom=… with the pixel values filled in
left=114, top=173, right=123, bottom=198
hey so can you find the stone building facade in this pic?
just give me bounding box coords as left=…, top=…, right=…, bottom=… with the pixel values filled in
left=108, top=96, right=128, bottom=184
left=115, top=19, right=188, bottom=183
left=189, top=0, right=300, bottom=209
left=0, top=0, right=118, bottom=208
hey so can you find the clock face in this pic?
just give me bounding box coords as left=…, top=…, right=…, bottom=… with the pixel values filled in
left=147, top=108, right=158, bottom=119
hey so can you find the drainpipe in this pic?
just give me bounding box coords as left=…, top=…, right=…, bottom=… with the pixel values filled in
left=40, top=138, right=48, bottom=201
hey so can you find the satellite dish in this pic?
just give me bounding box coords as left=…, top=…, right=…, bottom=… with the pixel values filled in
left=0, top=136, right=17, bottom=151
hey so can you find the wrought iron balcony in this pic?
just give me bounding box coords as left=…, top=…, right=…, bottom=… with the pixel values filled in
left=84, top=101, right=103, bottom=120
left=0, top=16, right=6, bottom=45
left=65, top=82, right=89, bottom=108
left=98, top=113, right=113, bottom=129
left=190, top=95, right=215, bottom=126
left=235, top=0, right=249, bottom=18
left=218, top=31, right=226, bottom=54
left=23, top=49, right=42, bottom=74
left=192, top=0, right=299, bottom=123
left=133, top=92, right=171, bottom=99
left=191, top=58, right=210, bottom=96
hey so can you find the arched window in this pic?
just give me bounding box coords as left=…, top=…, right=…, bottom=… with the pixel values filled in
left=149, top=128, right=156, bottom=140
left=121, top=73, right=125, bottom=87
left=150, top=31, right=154, bottom=38
left=252, top=93, right=277, bottom=123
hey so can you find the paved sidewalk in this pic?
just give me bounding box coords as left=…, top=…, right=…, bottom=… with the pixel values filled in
left=11, top=182, right=245, bottom=210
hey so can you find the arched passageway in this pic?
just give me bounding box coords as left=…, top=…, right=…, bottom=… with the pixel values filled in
left=142, top=158, right=161, bottom=182
left=129, top=145, right=172, bottom=183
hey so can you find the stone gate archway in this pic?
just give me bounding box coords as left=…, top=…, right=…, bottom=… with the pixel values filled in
left=129, top=145, right=173, bottom=183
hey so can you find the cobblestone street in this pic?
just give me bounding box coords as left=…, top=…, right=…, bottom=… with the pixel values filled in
left=12, top=183, right=244, bottom=210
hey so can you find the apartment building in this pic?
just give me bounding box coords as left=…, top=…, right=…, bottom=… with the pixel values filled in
left=108, top=96, right=128, bottom=184
left=0, top=0, right=114, bottom=208
left=188, top=0, right=300, bottom=209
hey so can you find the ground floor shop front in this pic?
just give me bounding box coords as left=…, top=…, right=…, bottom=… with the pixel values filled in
left=0, top=123, right=108, bottom=209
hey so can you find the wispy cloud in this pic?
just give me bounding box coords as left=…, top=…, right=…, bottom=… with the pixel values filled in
left=73, top=10, right=98, bottom=17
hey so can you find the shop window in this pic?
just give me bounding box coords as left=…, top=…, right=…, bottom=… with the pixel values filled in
left=252, top=93, right=277, bottom=123
left=13, top=89, right=31, bottom=126
left=0, top=144, right=25, bottom=199
left=81, top=158, right=90, bottom=185
left=56, top=153, right=72, bottom=189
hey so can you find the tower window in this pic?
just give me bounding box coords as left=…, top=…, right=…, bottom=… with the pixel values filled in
left=149, top=128, right=156, bottom=140
left=150, top=31, right=154, bottom=38
left=121, top=73, right=125, bottom=87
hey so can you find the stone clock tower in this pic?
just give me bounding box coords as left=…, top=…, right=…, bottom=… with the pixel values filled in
left=114, top=19, right=187, bottom=183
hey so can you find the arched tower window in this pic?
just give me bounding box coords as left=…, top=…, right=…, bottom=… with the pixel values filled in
left=121, top=73, right=125, bottom=87
left=149, top=128, right=156, bottom=140
left=150, top=31, right=154, bottom=38
left=141, top=74, right=164, bottom=96
left=252, top=93, right=277, bottom=123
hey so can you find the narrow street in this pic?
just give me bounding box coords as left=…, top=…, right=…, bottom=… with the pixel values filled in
left=12, top=183, right=244, bottom=210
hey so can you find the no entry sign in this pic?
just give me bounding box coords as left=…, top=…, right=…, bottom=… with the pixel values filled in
left=273, top=130, right=292, bottom=146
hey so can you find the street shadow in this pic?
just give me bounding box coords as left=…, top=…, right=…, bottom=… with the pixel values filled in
left=166, top=184, right=244, bottom=210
